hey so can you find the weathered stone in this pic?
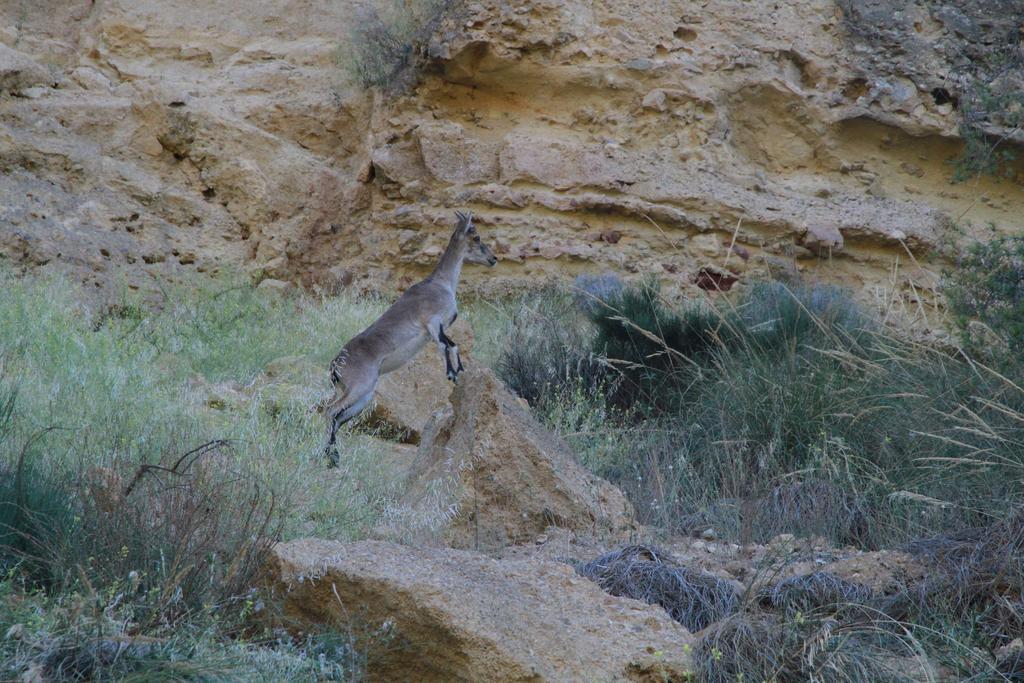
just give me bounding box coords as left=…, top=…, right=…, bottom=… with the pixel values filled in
left=267, top=538, right=694, bottom=682
left=417, top=121, right=500, bottom=184
left=366, top=319, right=474, bottom=443
left=403, top=367, right=637, bottom=551
left=0, top=0, right=1021, bottom=325
left=256, top=278, right=294, bottom=295
left=0, top=44, right=52, bottom=95
left=642, top=88, right=668, bottom=112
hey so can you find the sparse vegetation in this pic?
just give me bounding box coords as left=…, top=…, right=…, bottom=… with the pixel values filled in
left=951, top=42, right=1024, bottom=183
left=491, top=272, right=1024, bottom=680
left=497, top=277, right=1024, bottom=547
left=339, top=0, right=461, bottom=92
left=0, top=269, right=415, bottom=681
left=944, top=229, right=1024, bottom=355
left=4, top=259, right=1024, bottom=680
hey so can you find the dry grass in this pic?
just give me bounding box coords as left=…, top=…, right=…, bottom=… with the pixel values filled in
left=905, top=511, right=1024, bottom=649
left=575, top=545, right=739, bottom=632
left=0, top=270, right=404, bottom=680
left=759, top=571, right=875, bottom=617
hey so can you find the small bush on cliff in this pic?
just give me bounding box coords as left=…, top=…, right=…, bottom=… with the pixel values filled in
left=944, top=229, right=1024, bottom=355
left=950, top=42, right=1024, bottom=183
left=341, top=0, right=460, bottom=92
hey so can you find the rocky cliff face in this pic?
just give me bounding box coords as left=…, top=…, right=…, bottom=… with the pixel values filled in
left=2, top=0, right=1022, bottom=320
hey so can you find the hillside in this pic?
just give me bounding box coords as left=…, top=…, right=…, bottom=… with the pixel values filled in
left=2, top=0, right=1022, bottom=312
left=2, top=1, right=1024, bottom=681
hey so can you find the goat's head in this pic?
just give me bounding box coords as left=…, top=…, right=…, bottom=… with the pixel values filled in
left=455, top=211, right=497, bottom=267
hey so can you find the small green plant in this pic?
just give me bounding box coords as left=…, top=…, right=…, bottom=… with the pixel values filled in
left=950, top=43, right=1024, bottom=183
left=944, top=229, right=1024, bottom=355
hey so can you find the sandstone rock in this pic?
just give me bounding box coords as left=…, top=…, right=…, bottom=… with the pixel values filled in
left=366, top=318, right=474, bottom=443
left=499, top=133, right=630, bottom=191
left=0, top=44, right=52, bottom=95
left=267, top=538, right=694, bottom=682
left=69, top=66, right=112, bottom=92
left=256, top=278, right=294, bottom=295
left=402, top=367, right=637, bottom=551
left=1, top=0, right=1021, bottom=323
left=641, top=88, right=668, bottom=112
left=417, top=121, right=500, bottom=184
left=801, top=223, right=845, bottom=256
left=816, top=550, right=928, bottom=595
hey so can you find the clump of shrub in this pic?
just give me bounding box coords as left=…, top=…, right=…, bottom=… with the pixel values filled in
left=495, top=287, right=606, bottom=408
left=945, top=230, right=1024, bottom=355
left=759, top=571, right=875, bottom=617
left=905, top=511, right=1024, bottom=650
left=497, top=274, right=1024, bottom=549
left=341, top=0, right=461, bottom=92
left=693, top=608, right=932, bottom=683
left=950, top=42, right=1024, bottom=183
left=582, top=278, right=865, bottom=415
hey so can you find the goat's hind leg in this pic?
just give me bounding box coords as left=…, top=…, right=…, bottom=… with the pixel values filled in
left=322, top=379, right=377, bottom=467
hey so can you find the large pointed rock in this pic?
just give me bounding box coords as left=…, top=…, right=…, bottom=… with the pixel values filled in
left=267, top=538, right=693, bottom=682
left=402, top=367, right=637, bottom=551
left=362, top=319, right=474, bottom=444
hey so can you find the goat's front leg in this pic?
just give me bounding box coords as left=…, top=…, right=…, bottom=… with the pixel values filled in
left=429, top=320, right=458, bottom=382
left=438, top=324, right=464, bottom=375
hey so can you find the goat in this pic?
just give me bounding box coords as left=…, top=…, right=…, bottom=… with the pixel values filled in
left=323, top=211, right=497, bottom=466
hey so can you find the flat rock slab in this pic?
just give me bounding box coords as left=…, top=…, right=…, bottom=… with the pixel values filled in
left=268, top=538, right=694, bottom=682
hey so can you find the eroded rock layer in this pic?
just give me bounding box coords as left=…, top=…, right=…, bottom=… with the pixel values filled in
left=2, top=0, right=1022, bottom=324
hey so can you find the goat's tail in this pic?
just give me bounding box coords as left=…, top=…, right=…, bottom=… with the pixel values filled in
left=328, top=350, right=348, bottom=386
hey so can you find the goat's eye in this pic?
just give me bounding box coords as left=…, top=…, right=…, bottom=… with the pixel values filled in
left=474, top=236, right=480, bottom=243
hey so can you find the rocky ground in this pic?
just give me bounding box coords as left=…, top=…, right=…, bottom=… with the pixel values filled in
left=2, top=0, right=1023, bottom=324
left=250, top=346, right=941, bottom=681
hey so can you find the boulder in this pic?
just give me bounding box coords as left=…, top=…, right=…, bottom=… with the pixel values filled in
left=0, top=44, right=52, bottom=95
left=366, top=318, right=474, bottom=444
left=256, top=278, right=295, bottom=295
left=401, top=367, right=637, bottom=551
left=267, top=538, right=694, bottom=682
